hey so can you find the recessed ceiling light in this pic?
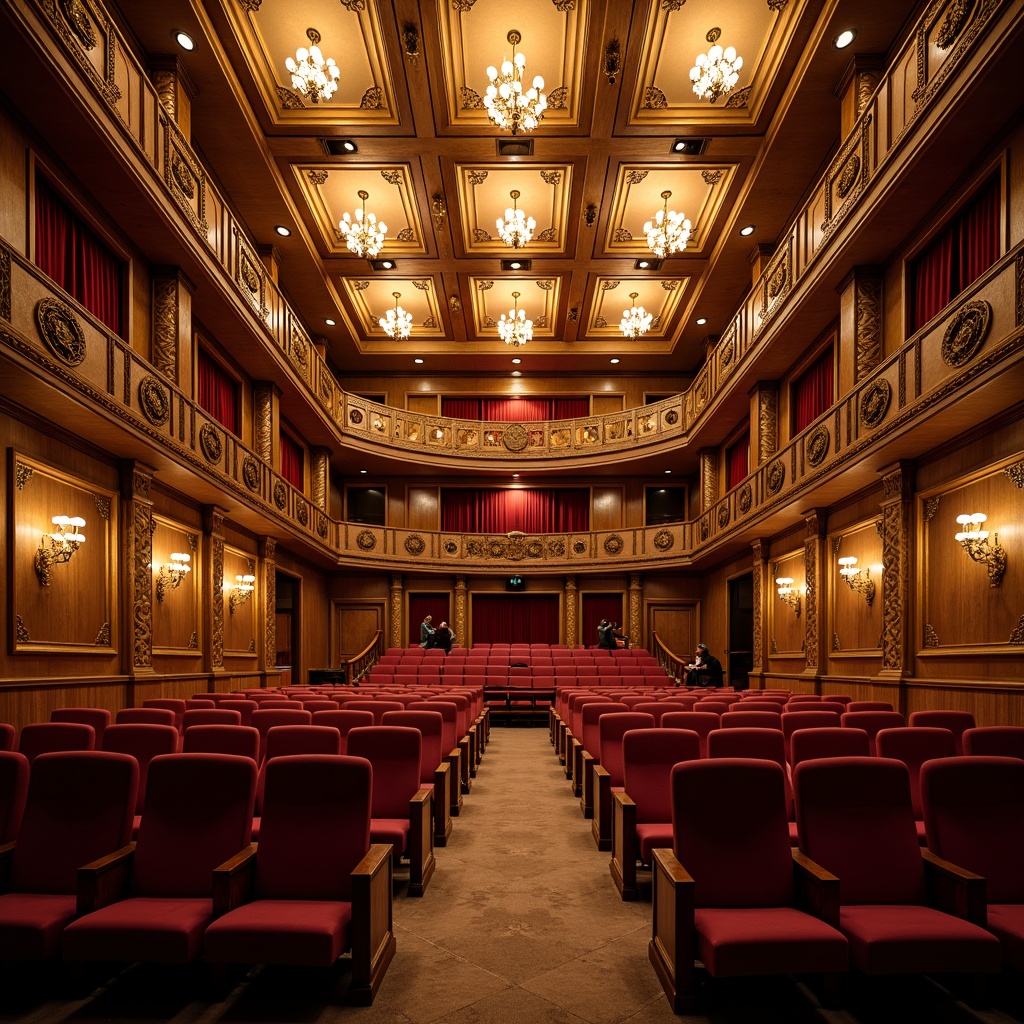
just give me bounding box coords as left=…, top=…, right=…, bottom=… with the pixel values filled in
left=359, top=469, right=367, bottom=474
left=740, top=224, right=756, bottom=237
left=512, top=473, right=520, bottom=479
left=175, top=31, right=196, bottom=51
left=342, top=140, right=357, bottom=152
left=414, top=358, right=424, bottom=364
left=833, top=28, right=857, bottom=49
left=665, top=469, right=672, bottom=474
left=501, top=258, right=531, bottom=272
left=324, top=139, right=359, bottom=155
left=511, top=357, right=521, bottom=364
left=696, top=317, right=707, bottom=325
left=511, top=370, right=522, bottom=377
left=610, top=358, right=620, bottom=365
left=671, top=138, right=710, bottom=155
left=370, top=259, right=396, bottom=270
left=324, top=318, right=336, bottom=326
left=634, top=258, right=663, bottom=271
left=274, top=225, right=291, bottom=237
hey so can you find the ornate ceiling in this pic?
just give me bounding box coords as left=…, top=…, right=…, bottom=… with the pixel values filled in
left=114, top=0, right=914, bottom=376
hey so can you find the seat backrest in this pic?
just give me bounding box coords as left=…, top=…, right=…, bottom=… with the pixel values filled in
left=310, top=709, right=376, bottom=752
left=413, top=700, right=458, bottom=753
left=631, top=701, right=691, bottom=725
left=381, top=710, right=445, bottom=784
left=11, top=751, right=137, bottom=894
left=0, top=750, right=30, bottom=843
left=845, top=701, right=894, bottom=712
left=131, top=753, right=256, bottom=898
left=251, top=708, right=313, bottom=762
left=738, top=699, right=785, bottom=712
left=50, top=707, right=110, bottom=746
left=794, top=756, right=925, bottom=905
left=661, top=711, right=720, bottom=757
left=921, top=755, right=1024, bottom=904
left=840, top=710, right=905, bottom=744
left=707, top=727, right=793, bottom=815
left=790, top=727, right=870, bottom=769
left=579, top=702, right=627, bottom=755
left=908, top=711, right=976, bottom=754
left=184, top=699, right=216, bottom=710
left=340, top=700, right=404, bottom=725
left=347, top=726, right=423, bottom=819
left=0, top=723, right=16, bottom=751
left=622, top=728, right=701, bottom=824
left=264, top=724, right=342, bottom=759
left=181, top=724, right=260, bottom=760
left=720, top=710, right=782, bottom=730
left=255, top=754, right=372, bottom=903
left=218, top=700, right=258, bottom=726
left=672, top=758, right=796, bottom=908
left=875, top=727, right=956, bottom=816
left=182, top=708, right=242, bottom=730
left=595, top=712, right=656, bottom=783
left=692, top=700, right=728, bottom=715
left=18, top=722, right=95, bottom=763
left=781, top=710, right=843, bottom=739
left=298, top=700, right=341, bottom=713
left=962, top=725, right=1024, bottom=758
left=257, top=699, right=305, bottom=710
left=141, top=698, right=186, bottom=730
left=101, top=723, right=180, bottom=812
left=116, top=707, right=176, bottom=728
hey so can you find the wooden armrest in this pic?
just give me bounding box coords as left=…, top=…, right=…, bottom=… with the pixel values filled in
left=212, top=843, right=257, bottom=918
left=0, top=841, right=14, bottom=893
left=922, top=848, right=988, bottom=927
left=792, top=848, right=841, bottom=928
left=650, top=848, right=697, bottom=1014
left=76, top=843, right=135, bottom=916
left=653, top=846, right=694, bottom=886
left=350, top=843, right=396, bottom=1005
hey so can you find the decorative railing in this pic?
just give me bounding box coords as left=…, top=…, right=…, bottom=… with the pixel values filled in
left=346, top=629, right=384, bottom=684
left=653, top=632, right=685, bottom=684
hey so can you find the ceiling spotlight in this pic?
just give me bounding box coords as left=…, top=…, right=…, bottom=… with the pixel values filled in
left=175, top=31, right=196, bottom=51
left=511, top=370, right=522, bottom=377
left=324, top=139, right=359, bottom=155
left=511, top=357, right=522, bottom=364
left=740, top=224, right=756, bottom=236
left=324, top=318, right=336, bottom=326
left=414, top=358, right=424, bottom=364
left=665, top=469, right=672, bottom=474
left=634, top=258, right=663, bottom=271
left=671, top=138, right=710, bottom=155
left=370, top=259, right=396, bottom=271
left=512, top=473, right=520, bottom=479
left=610, top=358, right=620, bottom=365
left=696, top=317, right=707, bottom=325
left=360, top=469, right=367, bottom=474
left=274, top=225, right=291, bottom=237
left=833, top=28, right=857, bottom=49
left=501, top=258, right=531, bottom=272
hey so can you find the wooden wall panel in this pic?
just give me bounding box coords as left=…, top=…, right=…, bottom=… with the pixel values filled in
left=333, top=601, right=385, bottom=663
left=224, top=546, right=258, bottom=657
left=591, top=487, right=623, bottom=532
left=151, top=516, right=201, bottom=656
left=829, top=518, right=883, bottom=657
left=648, top=602, right=698, bottom=658
left=768, top=549, right=805, bottom=657
left=407, top=486, right=440, bottom=532
left=407, top=393, right=439, bottom=415
left=592, top=394, right=624, bottom=415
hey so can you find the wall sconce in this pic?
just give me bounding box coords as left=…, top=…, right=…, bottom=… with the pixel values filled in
left=775, top=576, right=801, bottom=617
left=837, top=556, right=875, bottom=605
left=955, top=513, right=1007, bottom=587
left=35, top=515, right=85, bottom=586
left=229, top=573, right=256, bottom=614
left=156, top=552, right=191, bottom=602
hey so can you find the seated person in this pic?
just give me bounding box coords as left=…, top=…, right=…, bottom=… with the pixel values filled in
left=686, top=643, right=723, bottom=687
left=433, top=622, right=453, bottom=654
left=597, top=619, right=616, bottom=649
left=419, top=615, right=435, bottom=648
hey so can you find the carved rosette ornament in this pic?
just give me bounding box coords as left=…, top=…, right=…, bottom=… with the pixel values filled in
left=766, top=460, right=785, bottom=495
left=941, top=300, right=991, bottom=367
left=139, top=376, right=170, bottom=426
left=860, top=379, right=891, bottom=429
left=653, top=530, right=674, bottom=551
left=357, top=530, right=376, bottom=551
left=296, top=500, right=308, bottom=527
left=199, top=424, right=222, bottom=465
left=604, top=535, right=624, bottom=556
left=405, top=535, right=425, bottom=555
left=718, top=504, right=731, bottom=529
left=738, top=485, right=752, bottom=515
left=273, top=481, right=287, bottom=510
left=36, top=298, right=86, bottom=365
left=503, top=423, right=528, bottom=452
left=806, top=426, right=830, bottom=467
left=242, top=457, right=261, bottom=492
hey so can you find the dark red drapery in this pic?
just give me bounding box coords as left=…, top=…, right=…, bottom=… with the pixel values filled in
left=34, top=175, right=122, bottom=337
left=409, top=593, right=450, bottom=646
left=471, top=594, right=560, bottom=645
left=792, top=347, right=834, bottom=435
left=726, top=432, right=750, bottom=490
left=198, top=349, right=239, bottom=435
left=280, top=433, right=303, bottom=489
left=582, top=593, right=625, bottom=649
left=441, top=489, right=589, bottom=534
left=441, top=397, right=589, bottom=421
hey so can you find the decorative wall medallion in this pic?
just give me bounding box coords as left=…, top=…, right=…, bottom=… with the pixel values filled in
left=242, top=456, right=260, bottom=491
left=806, top=426, right=831, bottom=467
left=654, top=529, right=673, bottom=551
left=1005, top=462, right=1024, bottom=489
left=527, top=540, right=544, bottom=558
left=273, top=480, right=287, bottom=510
left=923, top=623, right=940, bottom=648
left=718, top=504, right=731, bottom=528
left=766, top=460, right=786, bottom=495
left=356, top=530, right=376, bottom=551
left=738, top=485, right=752, bottom=514
left=443, top=539, right=459, bottom=554
left=36, top=298, right=86, bottom=365
left=836, top=154, right=861, bottom=198
left=316, top=515, right=328, bottom=539
left=935, top=0, right=974, bottom=48
left=603, top=535, right=624, bottom=556
left=16, top=615, right=30, bottom=643
left=860, top=378, right=891, bottom=428
left=171, top=154, right=196, bottom=198
left=349, top=408, right=364, bottom=425
left=139, top=376, right=170, bottom=426
left=199, top=423, right=222, bottom=464
left=15, top=463, right=33, bottom=489
left=941, top=300, right=991, bottom=367
left=548, top=539, right=566, bottom=556
left=572, top=540, right=587, bottom=554
left=296, top=500, right=308, bottom=526
left=59, top=0, right=96, bottom=48
left=240, top=256, right=260, bottom=295
left=503, top=423, right=528, bottom=452
left=664, top=410, right=679, bottom=425
left=94, top=495, right=111, bottom=520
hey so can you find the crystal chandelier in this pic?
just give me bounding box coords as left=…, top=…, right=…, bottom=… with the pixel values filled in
left=619, top=293, right=653, bottom=339
left=690, top=28, right=743, bottom=104
left=284, top=28, right=340, bottom=104
left=496, top=190, right=536, bottom=249
left=379, top=291, right=413, bottom=340
left=497, top=291, right=532, bottom=347
left=644, top=190, right=692, bottom=259
left=338, top=190, right=387, bottom=259
left=484, top=30, right=547, bottom=135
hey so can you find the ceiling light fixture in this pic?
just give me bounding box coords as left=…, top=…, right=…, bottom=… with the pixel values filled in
left=496, top=190, right=536, bottom=249
left=497, top=291, right=532, bottom=347
left=696, top=317, right=707, bottom=325
left=619, top=292, right=653, bottom=339
left=690, top=28, right=743, bottom=104
left=175, top=31, right=196, bottom=52
left=833, top=28, right=857, bottom=49
left=610, top=358, right=620, bottom=365
left=339, top=190, right=386, bottom=259
left=414, top=358, right=424, bottom=365
left=484, top=30, right=547, bottom=136
left=740, top=224, right=756, bottom=236
left=325, top=318, right=336, bottom=326
left=644, top=190, right=692, bottom=258
left=274, top=225, right=291, bottom=237
left=511, top=357, right=521, bottom=365
left=501, top=258, right=531, bottom=272
left=379, top=292, right=413, bottom=340
left=285, top=28, right=340, bottom=104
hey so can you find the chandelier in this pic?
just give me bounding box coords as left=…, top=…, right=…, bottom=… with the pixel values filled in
left=379, top=291, right=413, bottom=340
left=497, top=291, right=532, bottom=347
left=284, top=28, right=340, bottom=104
left=484, top=30, right=547, bottom=135
left=644, top=190, right=692, bottom=258
left=619, top=293, right=653, bottom=339
left=338, top=190, right=387, bottom=259
left=690, top=28, right=743, bottom=104
left=496, top=190, right=536, bottom=249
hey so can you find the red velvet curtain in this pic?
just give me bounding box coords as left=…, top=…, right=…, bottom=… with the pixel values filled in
left=280, top=433, right=303, bottom=489
left=441, top=489, right=589, bottom=533
left=441, top=397, right=589, bottom=421
left=471, top=594, right=560, bottom=645
left=440, top=398, right=480, bottom=420
left=198, top=349, right=239, bottom=435
left=911, top=175, right=1000, bottom=331
left=582, top=593, right=624, bottom=649
left=409, top=593, right=450, bottom=646
left=792, top=347, right=834, bottom=434
left=34, top=175, right=122, bottom=336
left=726, top=432, right=750, bottom=490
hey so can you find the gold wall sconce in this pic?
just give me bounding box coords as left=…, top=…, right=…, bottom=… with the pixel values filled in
left=775, top=576, right=801, bottom=617
left=955, top=513, right=1007, bottom=587
left=35, top=515, right=85, bottom=586
left=229, top=573, right=256, bottom=614
left=837, top=556, right=875, bottom=606
left=156, top=552, right=191, bottom=602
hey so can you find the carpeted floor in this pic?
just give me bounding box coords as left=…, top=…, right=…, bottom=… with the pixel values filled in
left=2, top=725, right=1023, bottom=1024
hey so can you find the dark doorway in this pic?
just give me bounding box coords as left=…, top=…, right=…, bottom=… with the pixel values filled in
left=582, top=593, right=625, bottom=650
left=727, top=573, right=754, bottom=687
left=275, top=571, right=300, bottom=686
left=409, top=593, right=450, bottom=647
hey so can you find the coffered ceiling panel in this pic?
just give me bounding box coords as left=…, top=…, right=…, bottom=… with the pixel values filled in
left=468, top=277, right=562, bottom=339
left=340, top=277, right=446, bottom=341
left=585, top=277, right=689, bottom=341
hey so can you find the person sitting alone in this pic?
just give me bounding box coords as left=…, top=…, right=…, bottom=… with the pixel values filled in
left=597, top=619, right=616, bottom=649
left=686, top=643, right=723, bottom=687
left=432, top=621, right=453, bottom=654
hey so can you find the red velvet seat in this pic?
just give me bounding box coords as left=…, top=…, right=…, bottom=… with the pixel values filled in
left=340, top=700, right=405, bottom=725
left=572, top=701, right=624, bottom=805
left=962, top=726, right=1024, bottom=758
left=875, top=727, right=956, bottom=843
left=17, top=722, right=95, bottom=763
left=611, top=728, right=700, bottom=900
left=181, top=724, right=259, bottom=760
left=720, top=710, right=783, bottom=731
left=0, top=724, right=16, bottom=751
left=203, top=754, right=395, bottom=1003
left=0, top=751, right=137, bottom=960
left=908, top=710, right=975, bottom=755
left=181, top=708, right=242, bottom=731
left=141, top=699, right=186, bottom=731
left=922, top=755, right=1024, bottom=969
left=101, top=723, right=180, bottom=835
left=649, top=758, right=847, bottom=1013
left=184, top=699, right=216, bottom=710
left=591, top=712, right=656, bottom=851
left=251, top=708, right=312, bottom=763
left=422, top=696, right=473, bottom=794
left=840, top=710, right=905, bottom=747
left=845, top=701, right=894, bottom=713
left=790, top=727, right=871, bottom=770
left=409, top=701, right=462, bottom=819
left=50, top=708, right=110, bottom=747
left=346, top=726, right=434, bottom=897
left=0, top=750, right=30, bottom=843
left=310, top=709, right=376, bottom=752
left=781, top=710, right=843, bottom=764
left=116, top=707, right=176, bottom=728
left=63, top=753, right=256, bottom=966
left=794, top=757, right=1001, bottom=980
left=661, top=711, right=720, bottom=758
left=299, top=699, right=341, bottom=713
left=218, top=700, right=259, bottom=726
left=692, top=700, right=728, bottom=716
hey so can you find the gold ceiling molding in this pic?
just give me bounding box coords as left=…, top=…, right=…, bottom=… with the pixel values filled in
left=586, top=276, right=689, bottom=340
left=467, top=276, right=561, bottom=339
left=339, top=277, right=446, bottom=343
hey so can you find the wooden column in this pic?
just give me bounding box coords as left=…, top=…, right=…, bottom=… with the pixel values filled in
left=749, top=382, right=779, bottom=467
left=121, top=461, right=156, bottom=678
left=390, top=574, right=404, bottom=649
left=152, top=268, right=195, bottom=395
left=149, top=55, right=196, bottom=141
left=804, top=510, right=827, bottom=677
left=253, top=382, right=280, bottom=466
left=698, top=448, right=718, bottom=513
left=454, top=575, right=467, bottom=647
left=628, top=573, right=642, bottom=649
left=564, top=575, right=578, bottom=648
left=203, top=505, right=227, bottom=673
left=259, top=537, right=277, bottom=677
left=310, top=446, right=331, bottom=512
left=837, top=266, right=883, bottom=398
left=880, top=462, right=914, bottom=678
left=750, top=539, right=769, bottom=683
